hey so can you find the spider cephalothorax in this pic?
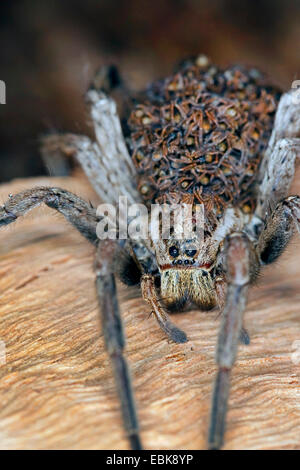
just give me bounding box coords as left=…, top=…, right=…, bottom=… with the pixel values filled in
left=0, top=56, right=299, bottom=450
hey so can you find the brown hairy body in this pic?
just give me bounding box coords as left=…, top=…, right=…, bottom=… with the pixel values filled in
left=128, top=58, right=281, bottom=222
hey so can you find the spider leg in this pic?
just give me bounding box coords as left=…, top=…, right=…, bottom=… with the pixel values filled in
left=84, top=77, right=140, bottom=205
left=41, top=67, right=140, bottom=206
left=41, top=130, right=139, bottom=206
left=0, top=187, right=99, bottom=244
left=254, top=137, right=300, bottom=223
left=215, top=280, right=250, bottom=345
left=209, top=233, right=251, bottom=450
left=284, top=196, right=300, bottom=232
left=141, top=274, right=188, bottom=343
left=254, top=87, right=300, bottom=223
left=95, top=240, right=142, bottom=450
left=258, top=195, right=300, bottom=265
left=269, top=88, right=300, bottom=142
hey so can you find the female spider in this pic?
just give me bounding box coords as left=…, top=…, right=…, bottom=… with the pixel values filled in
left=0, top=56, right=299, bottom=449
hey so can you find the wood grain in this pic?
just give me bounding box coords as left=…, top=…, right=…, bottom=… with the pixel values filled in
left=0, top=172, right=299, bottom=450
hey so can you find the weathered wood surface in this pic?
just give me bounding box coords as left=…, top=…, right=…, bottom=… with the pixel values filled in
left=0, top=173, right=299, bottom=450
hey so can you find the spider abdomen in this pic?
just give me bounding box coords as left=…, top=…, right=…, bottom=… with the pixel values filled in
left=128, top=58, right=281, bottom=220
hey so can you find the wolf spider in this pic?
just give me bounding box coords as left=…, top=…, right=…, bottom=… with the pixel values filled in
left=0, top=61, right=300, bottom=450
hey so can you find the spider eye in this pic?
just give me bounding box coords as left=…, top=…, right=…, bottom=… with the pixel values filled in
left=169, top=246, right=179, bottom=258
left=185, top=249, right=197, bottom=257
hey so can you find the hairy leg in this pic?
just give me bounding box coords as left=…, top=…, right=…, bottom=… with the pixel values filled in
left=41, top=133, right=126, bottom=205
left=85, top=82, right=140, bottom=205
left=141, top=274, right=188, bottom=344
left=95, top=240, right=142, bottom=450
left=41, top=66, right=140, bottom=206
left=0, top=187, right=99, bottom=243
left=254, top=87, right=300, bottom=224
left=258, top=195, right=300, bottom=264
left=209, top=233, right=251, bottom=449
left=215, top=278, right=250, bottom=345
left=268, top=88, right=300, bottom=142
left=254, top=138, right=300, bottom=223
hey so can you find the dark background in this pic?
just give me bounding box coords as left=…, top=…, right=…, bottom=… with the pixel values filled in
left=0, top=0, right=299, bottom=183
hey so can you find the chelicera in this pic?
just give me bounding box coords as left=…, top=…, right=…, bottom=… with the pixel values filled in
left=0, top=56, right=299, bottom=449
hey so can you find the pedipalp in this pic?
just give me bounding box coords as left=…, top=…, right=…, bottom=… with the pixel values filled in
left=141, top=274, right=188, bottom=344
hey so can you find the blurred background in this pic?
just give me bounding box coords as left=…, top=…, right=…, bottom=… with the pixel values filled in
left=0, top=0, right=299, bottom=183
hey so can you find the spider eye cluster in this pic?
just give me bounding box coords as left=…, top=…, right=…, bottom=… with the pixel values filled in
left=168, top=246, right=197, bottom=259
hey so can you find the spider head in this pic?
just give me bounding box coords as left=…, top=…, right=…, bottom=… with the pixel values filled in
left=154, top=238, right=217, bottom=311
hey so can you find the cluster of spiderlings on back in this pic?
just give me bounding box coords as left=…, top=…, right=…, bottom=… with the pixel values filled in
left=128, top=56, right=281, bottom=220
